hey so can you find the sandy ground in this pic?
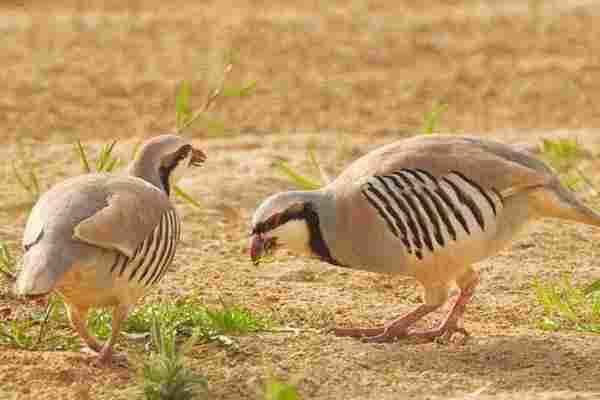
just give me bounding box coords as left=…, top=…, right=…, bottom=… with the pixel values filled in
left=1, top=1, right=600, bottom=399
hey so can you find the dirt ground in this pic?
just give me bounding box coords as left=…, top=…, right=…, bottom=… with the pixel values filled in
left=1, top=1, right=600, bottom=399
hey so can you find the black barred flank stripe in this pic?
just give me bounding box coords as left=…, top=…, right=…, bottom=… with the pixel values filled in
left=364, top=184, right=400, bottom=237
left=384, top=176, right=424, bottom=250
left=401, top=168, right=427, bottom=184
left=139, top=218, right=164, bottom=283
left=392, top=171, right=415, bottom=188
left=128, top=229, right=152, bottom=280
left=374, top=177, right=413, bottom=253
left=153, top=213, right=177, bottom=285
left=422, top=186, right=457, bottom=241
left=112, top=209, right=180, bottom=288
left=443, top=177, right=485, bottom=231
left=492, top=187, right=505, bottom=205
left=451, top=171, right=498, bottom=216
left=413, top=168, right=438, bottom=184
left=148, top=211, right=175, bottom=285
left=434, top=185, right=470, bottom=235
left=413, top=189, right=444, bottom=247
left=110, top=253, right=122, bottom=273
left=149, top=211, right=173, bottom=285
left=362, top=168, right=505, bottom=259
left=118, top=253, right=129, bottom=276
left=399, top=188, right=434, bottom=252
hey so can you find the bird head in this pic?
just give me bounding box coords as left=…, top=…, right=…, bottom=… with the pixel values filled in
left=129, top=134, right=206, bottom=195
left=250, top=191, right=337, bottom=266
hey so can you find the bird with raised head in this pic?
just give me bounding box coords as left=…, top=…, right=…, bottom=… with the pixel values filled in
left=250, top=135, right=600, bottom=343
left=14, top=134, right=206, bottom=364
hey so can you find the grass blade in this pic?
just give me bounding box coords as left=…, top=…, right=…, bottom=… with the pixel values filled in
left=308, top=144, right=330, bottom=185
left=584, top=280, right=600, bottom=295
left=273, top=160, right=322, bottom=190
left=422, top=101, right=448, bottom=135
left=222, top=80, right=257, bottom=98
left=176, top=81, right=192, bottom=130
left=173, top=185, right=202, bottom=209
left=75, top=140, right=91, bottom=174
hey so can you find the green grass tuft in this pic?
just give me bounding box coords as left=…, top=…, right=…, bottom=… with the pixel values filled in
left=262, top=376, right=299, bottom=400
left=75, top=140, right=121, bottom=174
left=0, top=242, right=17, bottom=282
left=273, top=159, right=323, bottom=190
left=135, top=316, right=208, bottom=400
left=11, top=161, right=41, bottom=201
left=273, top=145, right=329, bottom=191
left=533, top=274, right=600, bottom=333
left=421, top=101, right=448, bottom=135
left=86, top=300, right=270, bottom=343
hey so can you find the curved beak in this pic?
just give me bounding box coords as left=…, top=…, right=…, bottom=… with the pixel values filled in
left=250, top=234, right=266, bottom=265
left=250, top=234, right=277, bottom=265
left=190, top=147, right=207, bottom=167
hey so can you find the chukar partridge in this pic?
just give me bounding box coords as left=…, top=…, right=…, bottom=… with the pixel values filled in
left=250, top=135, right=600, bottom=342
left=15, top=134, right=206, bottom=363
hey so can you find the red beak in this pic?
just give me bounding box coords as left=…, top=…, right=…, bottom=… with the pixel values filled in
left=250, top=234, right=266, bottom=265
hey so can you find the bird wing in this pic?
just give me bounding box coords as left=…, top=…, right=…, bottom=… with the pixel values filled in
left=333, top=135, right=554, bottom=199
left=73, top=176, right=172, bottom=258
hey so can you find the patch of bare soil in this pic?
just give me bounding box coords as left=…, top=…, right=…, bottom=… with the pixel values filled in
left=2, top=1, right=600, bottom=399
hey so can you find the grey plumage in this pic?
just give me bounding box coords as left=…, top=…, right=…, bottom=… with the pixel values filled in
left=250, top=134, right=600, bottom=342
left=15, top=134, right=205, bottom=364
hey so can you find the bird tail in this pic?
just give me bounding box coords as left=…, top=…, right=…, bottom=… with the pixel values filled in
left=14, top=245, right=65, bottom=296
left=530, top=182, right=600, bottom=228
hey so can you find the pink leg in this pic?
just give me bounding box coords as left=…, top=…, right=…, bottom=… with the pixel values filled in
left=410, top=272, right=479, bottom=342
left=94, top=304, right=130, bottom=367
left=334, top=303, right=440, bottom=342
left=67, top=305, right=103, bottom=353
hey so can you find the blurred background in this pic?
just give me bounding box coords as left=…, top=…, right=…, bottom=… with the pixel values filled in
left=2, top=0, right=600, bottom=143
left=2, top=2, right=600, bottom=399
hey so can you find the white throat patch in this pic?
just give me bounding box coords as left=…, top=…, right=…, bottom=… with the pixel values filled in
left=270, top=219, right=311, bottom=256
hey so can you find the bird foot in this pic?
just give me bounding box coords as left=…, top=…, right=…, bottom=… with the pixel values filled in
left=334, top=324, right=413, bottom=343
left=81, top=346, right=128, bottom=367
left=409, top=319, right=470, bottom=344
left=333, top=326, right=387, bottom=338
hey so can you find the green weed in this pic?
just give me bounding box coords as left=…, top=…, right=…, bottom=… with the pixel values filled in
left=0, top=242, right=17, bottom=282
left=421, top=101, right=448, bottom=135
left=0, top=319, right=36, bottom=349
left=75, top=140, right=122, bottom=174
left=273, top=145, right=328, bottom=190
left=541, top=138, right=582, bottom=173
left=134, top=316, right=208, bottom=400
left=11, top=161, right=41, bottom=201
left=86, top=300, right=270, bottom=343
left=540, top=138, right=598, bottom=193
left=262, top=376, right=300, bottom=400
left=533, top=274, right=600, bottom=333
left=0, top=295, right=79, bottom=351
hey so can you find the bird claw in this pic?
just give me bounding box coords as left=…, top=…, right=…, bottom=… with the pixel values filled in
left=409, top=324, right=470, bottom=345
left=82, top=346, right=128, bottom=368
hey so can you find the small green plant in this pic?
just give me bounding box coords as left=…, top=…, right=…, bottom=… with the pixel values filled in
left=0, top=295, right=78, bottom=351
left=0, top=319, right=36, bottom=349
left=541, top=138, right=582, bottom=173
left=75, top=140, right=122, bottom=174
left=541, top=138, right=591, bottom=192
left=136, top=316, right=208, bottom=400
left=203, top=301, right=267, bottom=336
left=174, top=64, right=256, bottom=135
left=262, top=376, right=299, bottom=400
left=534, top=274, right=600, bottom=333
left=101, top=300, right=271, bottom=342
left=421, top=101, right=448, bottom=135
left=0, top=242, right=17, bottom=282
left=11, top=161, right=41, bottom=201
left=273, top=145, right=329, bottom=191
